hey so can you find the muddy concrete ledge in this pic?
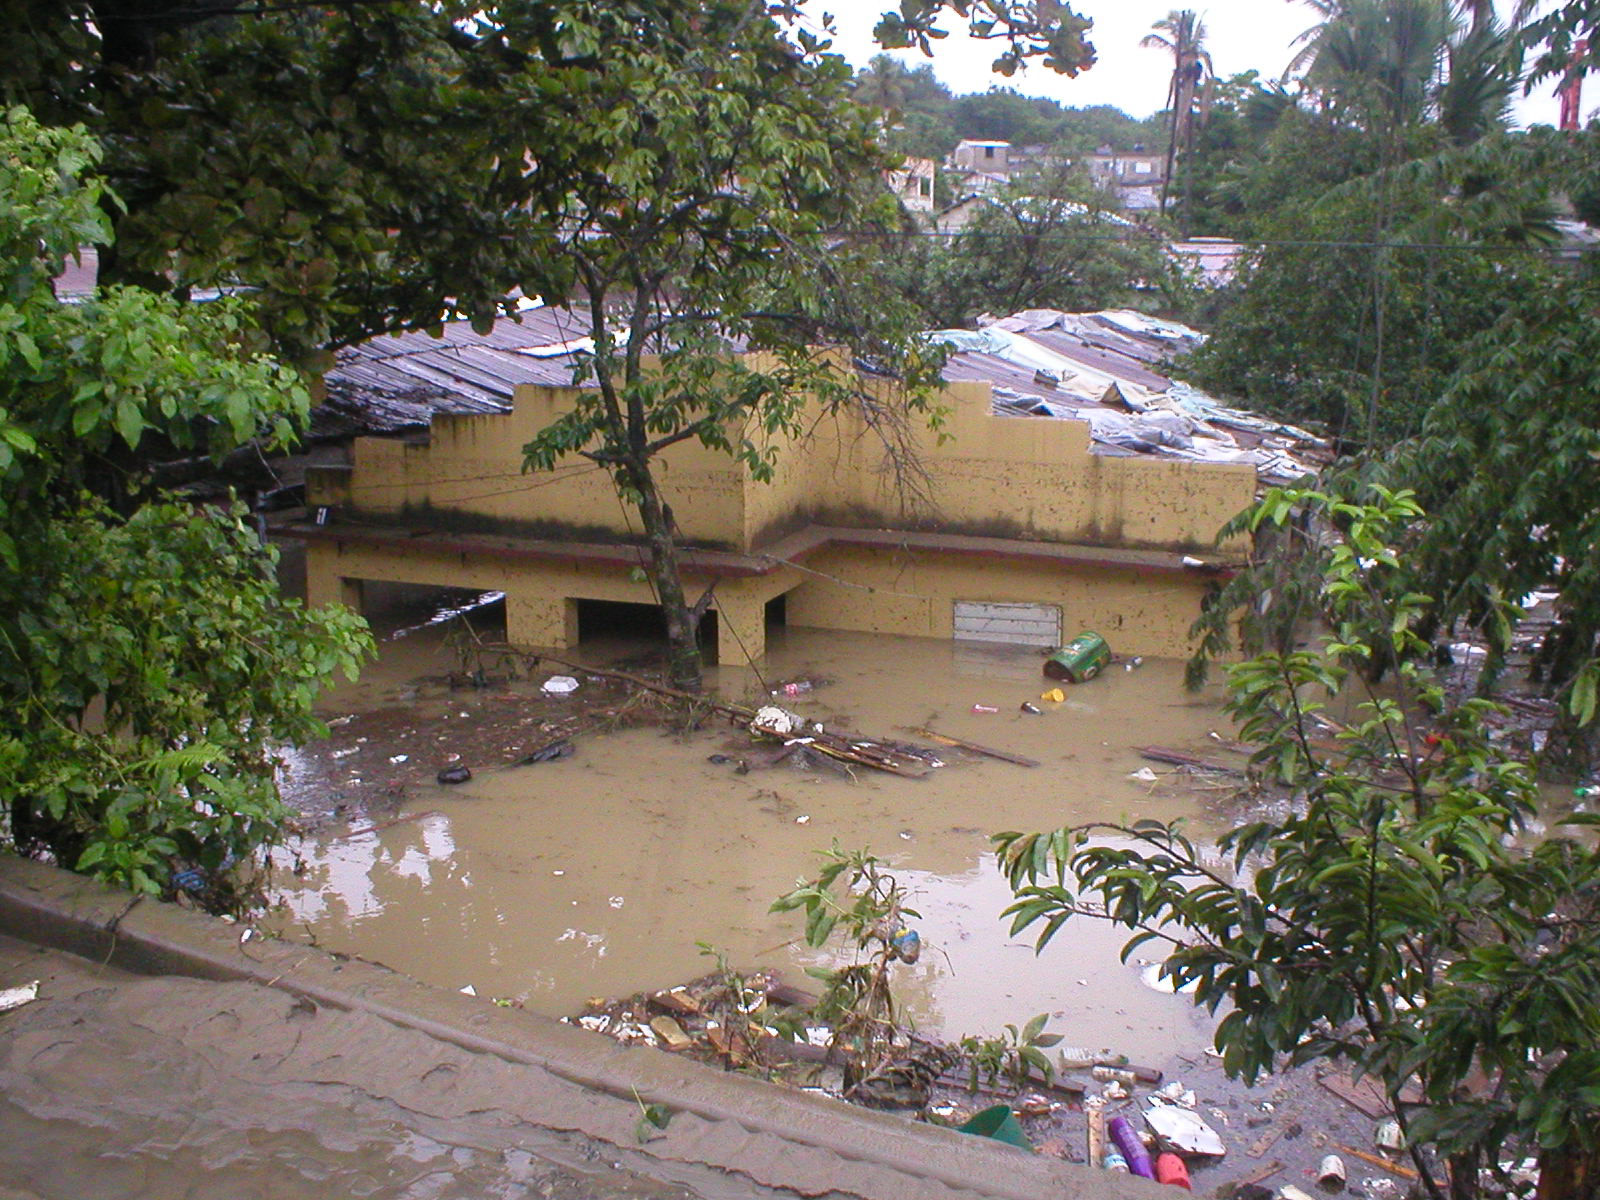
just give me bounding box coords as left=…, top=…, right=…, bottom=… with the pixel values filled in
left=0, top=855, right=1159, bottom=1200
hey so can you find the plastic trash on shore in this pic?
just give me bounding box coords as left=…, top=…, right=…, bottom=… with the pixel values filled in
left=0, top=981, right=39, bottom=1012
left=1145, top=1103, right=1226, bottom=1157
left=541, top=675, right=579, bottom=695
left=751, top=705, right=803, bottom=737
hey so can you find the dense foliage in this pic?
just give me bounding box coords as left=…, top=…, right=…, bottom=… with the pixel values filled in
left=0, top=110, right=370, bottom=910
left=1175, top=0, right=1569, bottom=449
left=5, top=1, right=1094, bottom=368
left=518, top=5, right=948, bottom=689
left=852, top=54, right=1166, bottom=164
left=1391, top=270, right=1600, bottom=737
left=999, top=487, right=1600, bottom=1200
left=886, top=167, right=1177, bottom=327
left=1183, top=125, right=1558, bottom=445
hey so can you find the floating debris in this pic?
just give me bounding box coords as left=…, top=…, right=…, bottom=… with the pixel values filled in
left=0, top=981, right=40, bottom=1012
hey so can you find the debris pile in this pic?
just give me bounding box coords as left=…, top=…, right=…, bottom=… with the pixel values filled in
left=931, top=309, right=1331, bottom=485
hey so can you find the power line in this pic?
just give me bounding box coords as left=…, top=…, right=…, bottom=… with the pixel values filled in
left=815, top=225, right=1587, bottom=254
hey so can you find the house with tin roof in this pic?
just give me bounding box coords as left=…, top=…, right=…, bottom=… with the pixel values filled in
left=290, top=307, right=1316, bottom=666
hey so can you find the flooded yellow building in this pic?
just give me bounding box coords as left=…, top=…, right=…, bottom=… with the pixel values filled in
left=295, top=310, right=1292, bottom=665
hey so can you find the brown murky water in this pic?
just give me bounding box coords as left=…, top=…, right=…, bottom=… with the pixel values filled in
left=269, top=599, right=1243, bottom=1066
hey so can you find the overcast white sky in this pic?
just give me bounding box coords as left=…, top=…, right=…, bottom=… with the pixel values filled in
left=815, top=1, right=1568, bottom=129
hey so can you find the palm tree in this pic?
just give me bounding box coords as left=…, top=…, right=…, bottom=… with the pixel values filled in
left=1140, top=10, right=1213, bottom=219
left=852, top=55, right=916, bottom=113
left=1286, top=0, right=1520, bottom=137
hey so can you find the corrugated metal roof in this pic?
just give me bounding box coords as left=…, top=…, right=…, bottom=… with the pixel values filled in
left=315, top=306, right=595, bottom=435
left=932, top=308, right=1330, bottom=484
left=318, top=303, right=1327, bottom=485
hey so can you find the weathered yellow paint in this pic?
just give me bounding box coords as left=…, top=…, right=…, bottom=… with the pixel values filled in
left=303, top=369, right=1256, bottom=663
left=782, top=546, right=1207, bottom=659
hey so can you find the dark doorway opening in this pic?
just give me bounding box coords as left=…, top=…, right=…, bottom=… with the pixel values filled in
left=576, top=599, right=717, bottom=663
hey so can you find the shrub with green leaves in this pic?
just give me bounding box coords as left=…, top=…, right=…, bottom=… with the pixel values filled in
left=995, top=486, right=1600, bottom=1200
left=0, top=108, right=369, bottom=913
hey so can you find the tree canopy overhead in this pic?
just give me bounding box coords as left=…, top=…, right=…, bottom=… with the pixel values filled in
left=4, top=0, right=1096, bottom=366
left=516, top=3, right=949, bottom=690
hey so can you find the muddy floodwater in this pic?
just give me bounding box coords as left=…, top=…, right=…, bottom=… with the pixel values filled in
left=269, top=596, right=1245, bottom=1067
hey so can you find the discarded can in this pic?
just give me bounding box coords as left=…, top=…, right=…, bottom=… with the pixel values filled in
left=1020, top=701, right=1042, bottom=714
left=1103, top=1148, right=1130, bottom=1173
left=1044, top=632, right=1111, bottom=683
left=1156, top=1153, right=1192, bottom=1189
left=1319, top=1154, right=1347, bottom=1189
left=1109, top=1116, right=1156, bottom=1180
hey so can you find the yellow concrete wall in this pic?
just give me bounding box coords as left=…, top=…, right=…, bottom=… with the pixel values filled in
left=782, top=545, right=1211, bottom=659
left=327, top=372, right=1254, bottom=557
left=342, top=387, right=750, bottom=549
left=849, top=382, right=1257, bottom=551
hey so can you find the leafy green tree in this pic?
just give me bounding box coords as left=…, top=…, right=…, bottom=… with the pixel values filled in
left=0, top=109, right=370, bottom=911
left=1165, top=72, right=1297, bottom=237
left=5, top=1, right=1096, bottom=367
left=1384, top=271, right=1600, bottom=753
left=518, top=7, right=945, bottom=691
left=997, top=484, right=1600, bottom=1200
left=894, top=168, right=1175, bottom=327
left=1185, top=150, right=1554, bottom=446
left=1186, top=108, right=1568, bottom=449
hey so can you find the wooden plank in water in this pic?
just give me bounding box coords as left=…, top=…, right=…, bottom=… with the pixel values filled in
left=905, top=727, right=1039, bottom=768
left=1137, top=745, right=1243, bottom=775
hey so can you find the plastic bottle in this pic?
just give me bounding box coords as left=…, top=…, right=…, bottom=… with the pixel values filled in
left=1093, top=1066, right=1139, bottom=1084
left=1103, top=1148, right=1130, bottom=1173
left=1108, top=1115, right=1156, bottom=1179
left=1156, top=1152, right=1192, bottom=1189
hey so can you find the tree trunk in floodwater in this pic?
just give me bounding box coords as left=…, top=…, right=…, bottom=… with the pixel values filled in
left=626, top=462, right=703, bottom=692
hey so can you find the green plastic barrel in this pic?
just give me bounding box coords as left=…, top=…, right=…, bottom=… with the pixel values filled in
left=1043, top=631, right=1110, bottom=683
left=958, top=1104, right=1033, bottom=1152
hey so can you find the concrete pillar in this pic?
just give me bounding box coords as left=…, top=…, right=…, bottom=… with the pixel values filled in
left=506, top=591, right=578, bottom=650
left=713, top=588, right=767, bottom=667
left=304, top=545, right=363, bottom=614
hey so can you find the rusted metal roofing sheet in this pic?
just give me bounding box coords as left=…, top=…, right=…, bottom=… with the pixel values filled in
left=315, top=306, right=595, bottom=436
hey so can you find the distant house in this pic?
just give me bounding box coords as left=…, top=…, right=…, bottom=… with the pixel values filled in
left=942, top=138, right=1167, bottom=214
left=933, top=193, right=990, bottom=234
left=1081, top=144, right=1165, bottom=187
left=949, top=138, right=1013, bottom=174
left=886, top=156, right=936, bottom=214
left=1170, top=237, right=1245, bottom=286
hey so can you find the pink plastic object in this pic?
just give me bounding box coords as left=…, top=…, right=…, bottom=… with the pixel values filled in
left=1156, top=1153, right=1192, bottom=1189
